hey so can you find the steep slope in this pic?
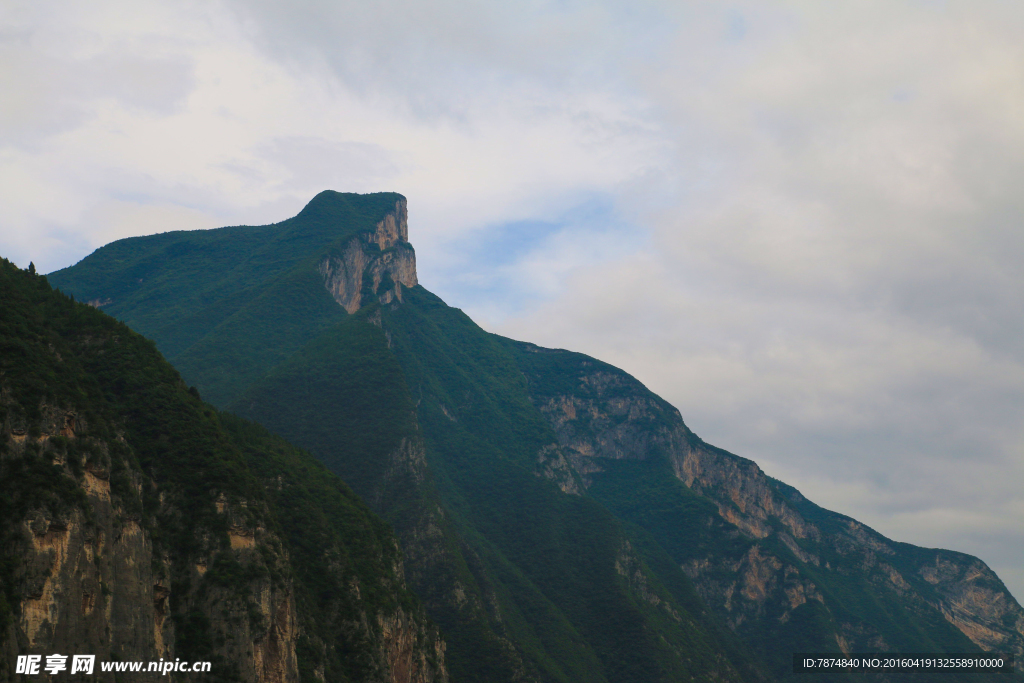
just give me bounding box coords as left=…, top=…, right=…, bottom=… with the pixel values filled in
left=52, top=193, right=766, bottom=682
left=232, top=297, right=764, bottom=683
left=0, top=259, right=446, bottom=683
left=501, top=340, right=1024, bottom=680
left=50, top=192, right=411, bottom=407
left=48, top=191, right=1023, bottom=681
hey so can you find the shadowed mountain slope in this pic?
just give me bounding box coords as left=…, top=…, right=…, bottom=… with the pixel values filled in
left=49, top=191, right=1024, bottom=682
left=500, top=339, right=1024, bottom=679
left=1, top=258, right=446, bottom=683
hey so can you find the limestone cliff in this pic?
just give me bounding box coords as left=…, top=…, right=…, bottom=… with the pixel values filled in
left=3, top=416, right=449, bottom=683
left=509, top=340, right=1024, bottom=674
left=679, top=440, right=1024, bottom=667
left=1, top=412, right=298, bottom=683
left=318, top=199, right=418, bottom=313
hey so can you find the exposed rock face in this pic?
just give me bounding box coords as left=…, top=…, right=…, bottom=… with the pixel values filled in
left=17, top=480, right=169, bottom=664
left=535, top=443, right=581, bottom=495
left=319, top=199, right=418, bottom=313
left=514, top=343, right=1024, bottom=671
left=2, top=413, right=447, bottom=683
left=920, top=555, right=1024, bottom=658
left=673, top=440, right=1024, bottom=665
left=672, top=442, right=817, bottom=542
left=615, top=540, right=683, bottom=623
left=378, top=606, right=449, bottom=683
left=1, top=416, right=299, bottom=683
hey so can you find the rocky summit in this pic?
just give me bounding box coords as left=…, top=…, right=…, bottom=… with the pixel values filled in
left=20, top=190, right=1022, bottom=682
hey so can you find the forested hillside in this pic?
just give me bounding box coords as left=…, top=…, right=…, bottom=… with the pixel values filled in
left=1, top=258, right=446, bottom=683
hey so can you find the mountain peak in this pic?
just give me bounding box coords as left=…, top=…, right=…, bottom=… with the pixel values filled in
left=295, top=190, right=406, bottom=231
left=316, top=194, right=417, bottom=313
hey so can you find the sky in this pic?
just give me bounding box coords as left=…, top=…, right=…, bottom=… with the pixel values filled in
left=2, top=0, right=1022, bottom=602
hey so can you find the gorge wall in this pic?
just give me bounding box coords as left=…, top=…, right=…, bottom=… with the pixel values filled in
left=1, top=414, right=298, bottom=683
left=508, top=340, right=1024, bottom=674
left=0, top=260, right=448, bottom=683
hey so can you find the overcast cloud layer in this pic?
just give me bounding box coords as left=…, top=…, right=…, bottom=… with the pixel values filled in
left=2, top=0, right=1022, bottom=601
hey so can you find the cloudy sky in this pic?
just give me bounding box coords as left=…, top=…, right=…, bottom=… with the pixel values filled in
left=2, top=0, right=1022, bottom=601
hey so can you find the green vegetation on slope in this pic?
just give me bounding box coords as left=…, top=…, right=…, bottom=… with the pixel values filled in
left=380, top=286, right=766, bottom=683
left=0, top=258, right=442, bottom=682
left=48, top=191, right=403, bottom=406
left=231, top=305, right=561, bottom=683
left=502, top=338, right=1020, bottom=683
left=220, top=413, right=436, bottom=683
left=229, top=288, right=763, bottom=682
left=231, top=306, right=418, bottom=500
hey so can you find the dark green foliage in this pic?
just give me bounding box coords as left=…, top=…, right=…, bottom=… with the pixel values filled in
left=0, top=257, right=440, bottom=680
left=227, top=279, right=759, bottom=681
left=170, top=267, right=348, bottom=407
left=2, top=255, right=263, bottom=662
left=230, top=303, right=543, bottom=683
left=383, top=288, right=558, bottom=473
left=0, top=446, right=89, bottom=521
left=224, top=280, right=750, bottom=682
left=43, top=193, right=769, bottom=681
left=504, top=341, right=1020, bottom=682
left=48, top=191, right=402, bottom=407
left=231, top=306, right=417, bottom=499
left=221, top=412, right=433, bottom=683
left=376, top=287, right=761, bottom=683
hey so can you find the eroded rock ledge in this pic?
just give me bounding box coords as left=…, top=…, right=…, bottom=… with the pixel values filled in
left=319, top=199, right=418, bottom=313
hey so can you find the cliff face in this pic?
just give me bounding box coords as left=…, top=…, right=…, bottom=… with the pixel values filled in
left=920, top=555, right=1024, bottom=656
left=222, top=414, right=449, bottom=683
left=14, top=440, right=168, bottom=663
left=1, top=411, right=299, bottom=682
left=0, top=260, right=447, bottom=683
left=46, top=191, right=409, bottom=409
left=681, top=440, right=1023, bottom=665
left=508, top=340, right=1024, bottom=675
left=319, top=199, right=418, bottom=313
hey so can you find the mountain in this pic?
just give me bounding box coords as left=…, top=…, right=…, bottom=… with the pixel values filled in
left=49, top=191, right=1024, bottom=681
left=502, top=339, right=1024, bottom=675
left=0, top=258, right=447, bottom=683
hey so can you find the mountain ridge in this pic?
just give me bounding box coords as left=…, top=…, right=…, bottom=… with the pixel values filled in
left=47, top=191, right=1024, bottom=681
left=499, top=336, right=1024, bottom=670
